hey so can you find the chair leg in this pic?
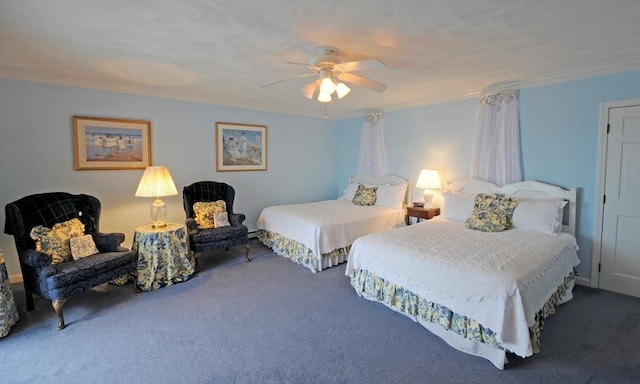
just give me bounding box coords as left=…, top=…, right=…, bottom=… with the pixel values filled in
left=26, top=290, right=34, bottom=311
left=193, top=252, right=200, bottom=273
left=244, top=243, right=251, bottom=262
left=52, top=299, right=67, bottom=330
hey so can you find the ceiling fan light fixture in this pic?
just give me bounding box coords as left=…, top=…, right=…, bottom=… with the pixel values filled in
left=317, top=91, right=332, bottom=103
left=301, top=81, right=317, bottom=99
left=335, top=82, right=351, bottom=99
left=319, top=77, right=336, bottom=94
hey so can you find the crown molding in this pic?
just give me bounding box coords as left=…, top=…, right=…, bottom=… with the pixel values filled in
left=2, top=57, right=639, bottom=119
left=480, top=57, right=640, bottom=95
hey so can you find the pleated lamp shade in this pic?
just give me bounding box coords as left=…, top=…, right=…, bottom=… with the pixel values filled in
left=135, top=166, right=178, bottom=228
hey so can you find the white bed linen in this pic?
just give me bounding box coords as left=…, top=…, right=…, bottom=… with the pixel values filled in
left=345, top=216, right=580, bottom=358
left=257, top=199, right=405, bottom=259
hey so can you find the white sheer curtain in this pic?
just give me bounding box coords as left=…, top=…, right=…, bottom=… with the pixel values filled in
left=470, top=90, right=522, bottom=186
left=357, top=112, right=388, bottom=177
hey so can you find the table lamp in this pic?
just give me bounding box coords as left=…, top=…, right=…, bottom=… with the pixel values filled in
left=135, top=166, right=178, bottom=228
left=416, top=169, right=441, bottom=208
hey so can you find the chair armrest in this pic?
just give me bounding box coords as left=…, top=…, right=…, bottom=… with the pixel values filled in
left=185, top=218, right=199, bottom=234
left=21, top=249, right=53, bottom=268
left=230, top=213, right=246, bottom=226
left=92, top=232, right=126, bottom=252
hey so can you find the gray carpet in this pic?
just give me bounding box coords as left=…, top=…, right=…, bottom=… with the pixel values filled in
left=2, top=238, right=639, bottom=384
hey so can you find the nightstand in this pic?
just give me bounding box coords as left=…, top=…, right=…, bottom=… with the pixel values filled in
left=405, top=206, right=440, bottom=225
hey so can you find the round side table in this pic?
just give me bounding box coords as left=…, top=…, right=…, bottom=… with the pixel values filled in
left=132, top=223, right=196, bottom=292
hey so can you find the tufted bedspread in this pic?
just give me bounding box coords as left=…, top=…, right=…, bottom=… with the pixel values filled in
left=346, top=216, right=580, bottom=359
left=257, top=199, right=405, bottom=271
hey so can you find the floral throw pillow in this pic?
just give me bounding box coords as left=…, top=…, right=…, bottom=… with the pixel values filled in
left=213, top=212, right=231, bottom=228
left=352, top=184, right=378, bottom=206
left=464, top=193, right=519, bottom=232
left=70, top=234, right=99, bottom=260
left=30, top=218, right=86, bottom=264
left=193, top=200, right=227, bottom=229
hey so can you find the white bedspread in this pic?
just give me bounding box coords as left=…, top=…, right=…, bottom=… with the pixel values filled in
left=345, top=216, right=580, bottom=357
left=256, top=199, right=404, bottom=258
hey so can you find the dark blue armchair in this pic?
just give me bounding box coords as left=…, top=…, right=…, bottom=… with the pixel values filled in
left=183, top=181, right=250, bottom=270
left=4, top=192, right=136, bottom=330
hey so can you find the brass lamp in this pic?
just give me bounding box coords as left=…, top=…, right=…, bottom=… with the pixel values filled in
left=416, top=169, right=441, bottom=208
left=135, top=166, right=178, bottom=228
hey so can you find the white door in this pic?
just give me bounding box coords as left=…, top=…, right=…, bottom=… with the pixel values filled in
left=599, top=103, right=640, bottom=298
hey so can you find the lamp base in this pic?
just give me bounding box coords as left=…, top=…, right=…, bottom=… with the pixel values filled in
left=423, top=190, right=435, bottom=209
left=150, top=198, right=167, bottom=228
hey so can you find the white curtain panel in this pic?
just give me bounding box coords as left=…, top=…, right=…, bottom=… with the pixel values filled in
left=470, top=90, right=522, bottom=186
left=357, top=112, right=389, bottom=177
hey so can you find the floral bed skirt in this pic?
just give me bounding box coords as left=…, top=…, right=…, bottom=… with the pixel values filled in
left=350, top=268, right=576, bottom=355
left=258, top=230, right=350, bottom=273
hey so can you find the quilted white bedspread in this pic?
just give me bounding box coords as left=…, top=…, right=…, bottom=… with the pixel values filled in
left=345, top=216, right=580, bottom=357
left=256, top=199, right=405, bottom=258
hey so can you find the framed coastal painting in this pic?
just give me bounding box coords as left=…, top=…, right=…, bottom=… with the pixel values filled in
left=216, top=122, right=267, bottom=172
left=73, top=116, right=152, bottom=170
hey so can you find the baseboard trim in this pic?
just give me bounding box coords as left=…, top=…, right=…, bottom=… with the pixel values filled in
left=575, top=276, right=590, bottom=287
left=9, top=273, right=23, bottom=285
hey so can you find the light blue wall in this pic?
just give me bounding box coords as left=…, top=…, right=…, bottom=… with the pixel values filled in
left=338, top=98, right=477, bottom=197
left=338, top=71, right=640, bottom=282
left=520, top=71, right=640, bottom=281
left=2, top=71, right=639, bottom=281
left=0, top=79, right=339, bottom=276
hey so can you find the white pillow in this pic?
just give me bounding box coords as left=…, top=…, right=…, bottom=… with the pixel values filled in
left=512, top=199, right=567, bottom=234
left=341, top=182, right=359, bottom=200
left=375, top=183, right=407, bottom=209
left=441, top=191, right=475, bottom=222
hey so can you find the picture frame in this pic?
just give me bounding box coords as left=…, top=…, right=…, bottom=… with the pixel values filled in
left=73, top=116, right=152, bottom=170
left=216, top=122, right=267, bottom=172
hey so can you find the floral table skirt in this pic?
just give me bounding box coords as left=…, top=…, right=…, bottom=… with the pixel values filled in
left=132, top=223, right=196, bottom=292
left=1, top=251, right=19, bottom=338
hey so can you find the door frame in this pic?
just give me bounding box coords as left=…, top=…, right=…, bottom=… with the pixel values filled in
left=591, top=98, right=640, bottom=288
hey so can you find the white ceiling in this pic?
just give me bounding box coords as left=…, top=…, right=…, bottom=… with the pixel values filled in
left=1, top=0, right=639, bottom=119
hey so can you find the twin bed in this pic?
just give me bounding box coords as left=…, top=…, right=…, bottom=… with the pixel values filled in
left=258, top=176, right=579, bottom=369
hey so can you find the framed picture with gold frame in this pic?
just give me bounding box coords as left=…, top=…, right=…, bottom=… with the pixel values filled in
left=216, top=122, right=267, bottom=172
left=73, top=116, right=151, bottom=170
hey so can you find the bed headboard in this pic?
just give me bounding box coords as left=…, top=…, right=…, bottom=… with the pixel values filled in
left=446, top=179, right=577, bottom=235
left=349, top=174, right=413, bottom=208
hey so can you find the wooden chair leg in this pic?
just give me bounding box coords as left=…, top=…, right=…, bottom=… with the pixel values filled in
left=26, top=290, right=34, bottom=311
left=52, top=298, right=67, bottom=330
left=193, top=252, right=200, bottom=273
left=244, top=243, right=251, bottom=262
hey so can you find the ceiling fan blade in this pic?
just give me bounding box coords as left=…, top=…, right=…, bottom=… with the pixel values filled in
left=286, top=61, right=316, bottom=69
left=259, top=73, right=315, bottom=88
left=336, top=72, right=387, bottom=92
left=300, top=78, right=321, bottom=99
left=334, top=59, right=387, bottom=73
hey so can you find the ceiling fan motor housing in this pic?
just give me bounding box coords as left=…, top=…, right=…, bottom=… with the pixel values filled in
left=310, top=48, right=341, bottom=71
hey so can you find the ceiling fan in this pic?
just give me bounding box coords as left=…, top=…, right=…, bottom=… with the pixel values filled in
left=260, top=47, right=388, bottom=102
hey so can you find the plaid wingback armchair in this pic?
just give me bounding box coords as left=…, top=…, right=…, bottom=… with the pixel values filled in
left=4, top=192, right=136, bottom=330
left=183, top=181, right=250, bottom=269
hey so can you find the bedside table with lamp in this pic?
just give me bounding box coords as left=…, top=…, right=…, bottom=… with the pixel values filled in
left=406, top=169, right=442, bottom=225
